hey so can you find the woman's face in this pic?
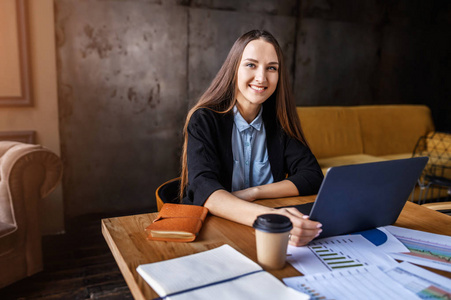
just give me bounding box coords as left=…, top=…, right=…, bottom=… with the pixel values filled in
left=235, top=39, right=279, bottom=111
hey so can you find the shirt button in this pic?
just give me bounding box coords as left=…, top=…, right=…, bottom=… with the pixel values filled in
left=245, top=161, right=249, bottom=165
left=245, top=142, right=250, bottom=147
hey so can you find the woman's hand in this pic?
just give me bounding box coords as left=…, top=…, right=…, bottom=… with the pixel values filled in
left=272, top=207, right=322, bottom=246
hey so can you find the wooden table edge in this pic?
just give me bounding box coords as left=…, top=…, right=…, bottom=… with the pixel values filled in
left=102, top=218, right=147, bottom=300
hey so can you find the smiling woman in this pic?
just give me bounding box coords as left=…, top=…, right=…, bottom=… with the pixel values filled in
left=179, top=30, right=324, bottom=247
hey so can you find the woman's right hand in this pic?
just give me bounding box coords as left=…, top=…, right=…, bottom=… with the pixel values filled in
left=272, top=207, right=322, bottom=246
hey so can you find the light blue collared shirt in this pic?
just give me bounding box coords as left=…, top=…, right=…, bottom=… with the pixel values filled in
left=231, top=106, right=274, bottom=192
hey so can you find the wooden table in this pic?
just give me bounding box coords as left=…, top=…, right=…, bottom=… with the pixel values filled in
left=102, top=196, right=451, bottom=300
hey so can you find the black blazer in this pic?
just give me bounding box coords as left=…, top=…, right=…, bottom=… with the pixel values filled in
left=183, top=106, right=324, bottom=206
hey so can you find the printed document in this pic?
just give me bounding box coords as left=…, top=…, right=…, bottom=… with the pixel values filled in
left=283, top=265, right=421, bottom=300
left=287, top=234, right=398, bottom=275
left=385, top=225, right=451, bottom=272
left=385, top=262, right=451, bottom=299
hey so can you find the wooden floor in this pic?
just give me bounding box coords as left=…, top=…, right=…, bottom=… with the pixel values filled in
left=0, top=212, right=147, bottom=299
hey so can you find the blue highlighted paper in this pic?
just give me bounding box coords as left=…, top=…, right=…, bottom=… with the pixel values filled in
left=352, top=228, right=388, bottom=246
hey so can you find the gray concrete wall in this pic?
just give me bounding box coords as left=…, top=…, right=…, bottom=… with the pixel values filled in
left=55, top=0, right=450, bottom=218
left=296, top=0, right=451, bottom=122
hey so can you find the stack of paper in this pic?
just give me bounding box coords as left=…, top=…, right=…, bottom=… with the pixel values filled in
left=284, top=226, right=451, bottom=300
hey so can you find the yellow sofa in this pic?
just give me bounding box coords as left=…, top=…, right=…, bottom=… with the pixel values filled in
left=297, top=105, right=441, bottom=202
left=296, top=105, right=435, bottom=174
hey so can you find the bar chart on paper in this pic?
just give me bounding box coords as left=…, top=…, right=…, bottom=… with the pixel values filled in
left=287, top=235, right=397, bottom=275
left=310, top=244, right=365, bottom=270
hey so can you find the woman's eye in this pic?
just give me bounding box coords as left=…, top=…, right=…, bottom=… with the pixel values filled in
left=246, top=63, right=255, bottom=68
left=268, top=66, right=278, bottom=71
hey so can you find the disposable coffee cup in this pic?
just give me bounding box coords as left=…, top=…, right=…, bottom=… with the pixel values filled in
left=252, top=214, right=292, bottom=270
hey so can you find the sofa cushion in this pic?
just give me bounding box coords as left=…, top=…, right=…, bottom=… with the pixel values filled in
left=355, top=105, right=435, bottom=156
left=318, top=154, right=388, bottom=174
left=379, top=153, right=412, bottom=161
left=297, top=107, right=363, bottom=159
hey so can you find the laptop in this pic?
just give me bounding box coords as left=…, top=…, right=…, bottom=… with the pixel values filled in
left=292, top=157, right=428, bottom=238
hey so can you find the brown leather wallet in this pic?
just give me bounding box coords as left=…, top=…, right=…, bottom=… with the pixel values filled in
left=145, top=203, right=208, bottom=242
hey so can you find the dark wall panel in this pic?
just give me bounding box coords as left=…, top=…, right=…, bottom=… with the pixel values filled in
left=55, top=0, right=450, bottom=219
left=57, top=1, right=188, bottom=217
left=294, top=19, right=380, bottom=105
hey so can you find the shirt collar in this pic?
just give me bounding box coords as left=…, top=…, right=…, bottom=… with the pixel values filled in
left=233, top=105, right=263, bottom=132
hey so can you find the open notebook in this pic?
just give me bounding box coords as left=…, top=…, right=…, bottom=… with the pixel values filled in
left=136, top=244, right=308, bottom=300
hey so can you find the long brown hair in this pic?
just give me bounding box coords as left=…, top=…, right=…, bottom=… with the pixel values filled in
left=179, top=29, right=306, bottom=200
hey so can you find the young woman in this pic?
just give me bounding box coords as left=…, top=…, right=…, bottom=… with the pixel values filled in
left=180, top=30, right=324, bottom=246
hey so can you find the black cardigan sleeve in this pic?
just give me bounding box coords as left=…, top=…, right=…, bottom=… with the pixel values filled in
left=183, top=109, right=230, bottom=206
left=263, top=106, right=323, bottom=196
left=283, top=135, right=324, bottom=196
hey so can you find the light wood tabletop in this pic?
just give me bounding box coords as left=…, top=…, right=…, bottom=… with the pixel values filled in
left=102, top=196, right=451, bottom=300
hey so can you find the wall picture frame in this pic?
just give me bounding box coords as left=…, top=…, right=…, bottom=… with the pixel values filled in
left=0, top=0, right=33, bottom=106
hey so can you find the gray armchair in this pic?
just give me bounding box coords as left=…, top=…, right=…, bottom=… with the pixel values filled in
left=0, top=141, right=63, bottom=288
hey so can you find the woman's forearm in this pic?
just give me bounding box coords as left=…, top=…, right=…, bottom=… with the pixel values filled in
left=204, top=189, right=274, bottom=226
left=254, top=179, right=299, bottom=199
left=232, top=180, right=299, bottom=202
left=204, top=187, right=322, bottom=246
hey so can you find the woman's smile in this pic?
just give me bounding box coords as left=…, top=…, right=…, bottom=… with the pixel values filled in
left=249, top=84, right=267, bottom=92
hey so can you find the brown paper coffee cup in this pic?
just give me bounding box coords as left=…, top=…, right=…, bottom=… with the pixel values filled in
left=253, top=214, right=292, bottom=270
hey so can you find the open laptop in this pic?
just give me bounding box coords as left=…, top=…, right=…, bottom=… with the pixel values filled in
left=292, top=157, right=428, bottom=238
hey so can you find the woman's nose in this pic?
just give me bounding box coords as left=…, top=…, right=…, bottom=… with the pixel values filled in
left=254, top=67, right=266, bottom=83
